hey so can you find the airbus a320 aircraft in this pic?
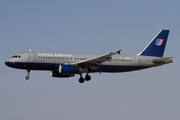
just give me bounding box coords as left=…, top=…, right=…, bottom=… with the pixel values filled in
left=5, top=30, right=173, bottom=83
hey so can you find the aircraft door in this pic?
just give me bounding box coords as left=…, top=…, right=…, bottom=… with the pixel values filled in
left=26, top=53, right=33, bottom=62
left=136, top=56, right=142, bottom=65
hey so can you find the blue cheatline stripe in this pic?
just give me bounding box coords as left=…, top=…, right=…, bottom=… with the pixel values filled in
left=6, top=61, right=150, bottom=73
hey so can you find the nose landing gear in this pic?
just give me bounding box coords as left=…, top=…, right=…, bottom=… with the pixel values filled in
left=25, top=70, right=30, bottom=80
left=25, top=76, right=30, bottom=80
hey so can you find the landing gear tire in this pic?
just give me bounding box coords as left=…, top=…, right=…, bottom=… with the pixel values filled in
left=85, top=74, right=91, bottom=81
left=25, top=76, right=30, bottom=80
left=25, top=69, right=30, bottom=80
left=79, top=77, right=85, bottom=83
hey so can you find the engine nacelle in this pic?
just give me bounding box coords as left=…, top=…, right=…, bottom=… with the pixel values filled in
left=51, top=71, right=74, bottom=78
left=59, top=64, right=81, bottom=74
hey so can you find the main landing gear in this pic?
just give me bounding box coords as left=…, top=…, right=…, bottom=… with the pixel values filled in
left=25, top=69, right=30, bottom=80
left=79, top=74, right=91, bottom=83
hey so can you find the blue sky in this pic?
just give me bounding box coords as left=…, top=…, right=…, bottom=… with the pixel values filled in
left=0, top=0, right=179, bottom=120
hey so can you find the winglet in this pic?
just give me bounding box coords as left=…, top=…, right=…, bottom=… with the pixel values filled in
left=117, top=50, right=121, bottom=55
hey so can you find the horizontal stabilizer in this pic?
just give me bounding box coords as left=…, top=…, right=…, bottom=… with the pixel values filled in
left=152, top=57, right=174, bottom=63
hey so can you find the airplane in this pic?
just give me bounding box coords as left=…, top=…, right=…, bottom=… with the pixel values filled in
left=5, top=30, right=173, bottom=83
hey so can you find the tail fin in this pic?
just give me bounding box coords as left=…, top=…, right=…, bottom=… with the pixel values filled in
left=138, top=30, right=170, bottom=57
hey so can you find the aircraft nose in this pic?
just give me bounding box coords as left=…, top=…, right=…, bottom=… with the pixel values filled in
left=5, top=61, right=11, bottom=67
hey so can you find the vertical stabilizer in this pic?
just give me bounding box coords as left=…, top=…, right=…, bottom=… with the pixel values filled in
left=139, top=30, right=169, bottom=57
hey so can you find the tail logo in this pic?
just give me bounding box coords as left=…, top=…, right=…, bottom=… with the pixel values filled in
left=156, top=39, right=163, bottom=46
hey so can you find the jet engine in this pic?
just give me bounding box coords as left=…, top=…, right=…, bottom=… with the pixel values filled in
left=51, top=71, right=74, bottom=78
left=59, top=64, right=83, bottom=74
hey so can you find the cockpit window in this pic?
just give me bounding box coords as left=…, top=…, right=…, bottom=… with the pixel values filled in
left=12, top=55, right=21, bottom=58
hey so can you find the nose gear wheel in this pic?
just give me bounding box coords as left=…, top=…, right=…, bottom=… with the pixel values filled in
left=25, top=70, right=30, bottom=80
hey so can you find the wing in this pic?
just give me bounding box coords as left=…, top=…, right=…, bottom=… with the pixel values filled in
left=72, top=50, right=121, bottom=67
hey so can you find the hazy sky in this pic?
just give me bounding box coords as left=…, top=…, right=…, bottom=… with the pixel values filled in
left=0, top=0, right=179, bottom=120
